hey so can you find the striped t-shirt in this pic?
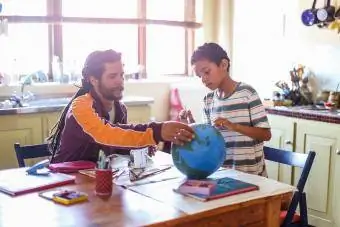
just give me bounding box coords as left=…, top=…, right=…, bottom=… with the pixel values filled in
left=202, top=82, right=270, bottom=176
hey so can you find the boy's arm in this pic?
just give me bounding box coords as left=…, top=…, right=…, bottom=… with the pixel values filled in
left=214, top=93, right=271, bottom=141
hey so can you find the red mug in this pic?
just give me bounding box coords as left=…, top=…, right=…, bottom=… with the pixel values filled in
left=95, top=169, right=112, bottom=198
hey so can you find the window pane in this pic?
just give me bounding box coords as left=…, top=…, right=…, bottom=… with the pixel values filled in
left=146, top=25, right=185, bottom=75
left=147, top=0, right=184, bottom=21
left=0, top=24, right=48, bottom=82
left=62, top=24, right=138, bottom=74
left=0, top=0, right=46, bottom=16
left=195, top=0, right=203, bottom=23
left=62, top=0, right=137, bottom=18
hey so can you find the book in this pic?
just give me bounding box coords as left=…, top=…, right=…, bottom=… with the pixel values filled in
left=39, top=189, right=88, bottom=205
left=173, top=176, right=259, bottom=202
left=177, top=179, right=216, bottom=195
left=48, top=161, right=96, bottom=173
left=0, top=168, right=76, bottom=196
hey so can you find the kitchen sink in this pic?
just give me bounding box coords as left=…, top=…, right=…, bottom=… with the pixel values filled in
left=23, top=97, right=71, bottom=107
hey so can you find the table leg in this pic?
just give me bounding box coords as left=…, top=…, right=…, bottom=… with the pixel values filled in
left=265, top=196, right=282, bottom=227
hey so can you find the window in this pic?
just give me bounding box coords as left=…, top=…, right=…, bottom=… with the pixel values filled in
left=0, top=0, right=46, bottom=16
left=146, top=0, right=185, bottom=21
left=62, top=0, right=137, bottom=18
left=1, top=0, right=201, bottom=81
left=62, top=24, right=138, bottom=73
left=194, top=0, right=204, bottom=48
left=0, top=24, right=49, bottom=81
left=146, top=25, right=186, bottom=75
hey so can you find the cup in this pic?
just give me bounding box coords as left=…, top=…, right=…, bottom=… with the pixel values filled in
left=328, top=92, right=340, bottom=108
left=95, top=169, right=113, bottom=198
left=130, top=148, right=148, bottom=169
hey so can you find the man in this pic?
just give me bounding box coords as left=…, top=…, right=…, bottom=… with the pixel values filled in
left=180, top=43, right=271, bottom=176
left=48, top=49, right=194, bottom=163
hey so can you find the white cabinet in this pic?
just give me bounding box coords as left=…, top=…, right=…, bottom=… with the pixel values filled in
left=268, top=114, right=340, bottom=227
left=295, top=119, right=340, bottom=227
left=265, top=115, right=295, bottom=185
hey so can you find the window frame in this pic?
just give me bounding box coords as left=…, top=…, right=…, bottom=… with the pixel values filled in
left=2, top=0, right=201, bottom=79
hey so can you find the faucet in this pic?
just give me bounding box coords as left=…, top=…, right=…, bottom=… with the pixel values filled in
left=20, top=75, right=35, bottom=103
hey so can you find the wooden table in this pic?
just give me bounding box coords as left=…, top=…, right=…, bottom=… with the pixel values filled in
left=0, top=153, right=294, bottom=227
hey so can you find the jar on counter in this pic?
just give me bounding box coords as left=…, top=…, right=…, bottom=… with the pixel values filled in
left=320, top=90, right=330, bottom=102
left=328, top=92, right=340, bottom=108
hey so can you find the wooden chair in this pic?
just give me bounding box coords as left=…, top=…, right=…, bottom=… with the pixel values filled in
left=263, top=146, right=316, bottom=227
left=14, top=143, right=51, bottom=167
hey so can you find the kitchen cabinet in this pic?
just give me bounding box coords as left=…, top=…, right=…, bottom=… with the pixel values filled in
left=0, top=115, right=43, bottom=169
left=265, top=115, right=295, bottom=185
left=267, top=114, right=340, bottom=227
left=295, top=119, right=340, bottom=227
left=126, top=105, right=152, bottom=123
left=41, top=112, right=61, bottom=139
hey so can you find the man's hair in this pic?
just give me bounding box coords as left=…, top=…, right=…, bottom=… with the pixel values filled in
left=191, top=42, right=230, bottom=72
left=47, top=49, right=121, bottom=161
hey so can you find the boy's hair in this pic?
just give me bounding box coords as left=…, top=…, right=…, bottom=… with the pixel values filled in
left=191, top=42, right=230, bottom=72
left=47, top=49, right=121, bottom=161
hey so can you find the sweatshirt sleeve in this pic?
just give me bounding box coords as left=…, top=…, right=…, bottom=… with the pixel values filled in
left=71, top=93, right=163, bottom=149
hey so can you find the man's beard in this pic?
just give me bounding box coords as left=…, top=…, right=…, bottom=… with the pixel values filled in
left=98, top=82, right=124, bottom=101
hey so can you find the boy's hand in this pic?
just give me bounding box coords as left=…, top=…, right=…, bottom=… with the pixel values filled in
left=214, top=117, right=236, bottom=131
left=179, top=109, right=196, bottom=124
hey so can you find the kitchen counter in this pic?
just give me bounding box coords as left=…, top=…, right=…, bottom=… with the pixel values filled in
left=266, top=106, right=340, bottom=124
left=0, top=96, right=154, bottom=116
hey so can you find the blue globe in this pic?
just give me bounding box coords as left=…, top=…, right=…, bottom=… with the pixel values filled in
left=171, top=123, right=226, bottom=179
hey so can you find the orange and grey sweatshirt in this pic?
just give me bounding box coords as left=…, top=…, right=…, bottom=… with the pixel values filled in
left=50, top=90, right=162, bottom=163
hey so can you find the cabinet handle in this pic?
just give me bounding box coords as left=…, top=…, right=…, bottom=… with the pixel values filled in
left=284, top=140, right=292, bottom=145
left=336, top=149, right=340, bottom=155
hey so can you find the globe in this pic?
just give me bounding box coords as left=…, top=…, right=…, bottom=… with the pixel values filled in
left=171, top=123, right=226, bottom=179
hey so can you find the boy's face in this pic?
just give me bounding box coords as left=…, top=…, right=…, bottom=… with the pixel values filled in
left=193, top=59, right=229, bottom=90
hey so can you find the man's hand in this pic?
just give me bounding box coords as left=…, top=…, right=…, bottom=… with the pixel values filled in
left=147, top=145, right=157, bottom=157
left=161, top=121, right=195, bottom=146
left=178, top=109, right=196, bottom=124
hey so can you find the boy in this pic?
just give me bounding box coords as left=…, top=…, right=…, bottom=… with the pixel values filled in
left=180, top=43, right=271, bottom=176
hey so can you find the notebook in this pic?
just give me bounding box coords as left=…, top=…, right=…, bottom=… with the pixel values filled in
left=48, top=161, right=96, bottom=173
left=0, top=168, right=76, bottom=196
left=173, top=176, right=259, bottom=202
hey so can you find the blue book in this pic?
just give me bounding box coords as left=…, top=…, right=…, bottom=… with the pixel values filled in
left=174, top=176, right=259, bottom=202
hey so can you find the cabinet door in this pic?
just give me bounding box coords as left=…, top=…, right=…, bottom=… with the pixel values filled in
left=296, top=119, right=340, bottom=227
left=265, top=115, right=295, bottom=184
left=0, top=115, right=42, bottom=169
left=41, top=112, right=61, bottom=140
left=333, top=148, right=340, bottom=227
left=126, top=105, right=151, bottom=124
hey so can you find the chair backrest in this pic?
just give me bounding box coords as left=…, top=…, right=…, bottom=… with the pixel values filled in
left=263, top=146, right=316, bottom=227
left=14, top=143, right=51, bottom=167
left=263, top=146, right=315, bottom=192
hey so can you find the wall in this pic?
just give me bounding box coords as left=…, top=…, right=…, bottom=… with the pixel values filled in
left=285, top=0, right=340, bottom=92
left=231, top=0, right=340, bottom=99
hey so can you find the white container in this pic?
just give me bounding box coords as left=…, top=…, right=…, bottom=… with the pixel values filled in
left=130, top=148, right=148, bottom=169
